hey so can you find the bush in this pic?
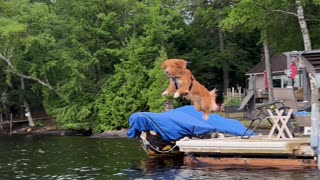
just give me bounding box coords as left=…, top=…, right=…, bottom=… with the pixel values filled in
left=223, top=97, right=242, bottom=107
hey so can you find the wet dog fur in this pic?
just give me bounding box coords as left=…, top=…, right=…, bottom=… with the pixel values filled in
left=161, top=59, right=218, bottom=120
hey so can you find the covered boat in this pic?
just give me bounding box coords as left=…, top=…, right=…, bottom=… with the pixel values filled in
left=127, top=106, right=254, bottom=155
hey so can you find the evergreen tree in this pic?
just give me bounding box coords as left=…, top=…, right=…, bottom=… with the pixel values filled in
left=143, top=49, right=182, bottom=112
left=94, top=0, right=186, bottom=131
left=95, top=37, right=149, bottom=131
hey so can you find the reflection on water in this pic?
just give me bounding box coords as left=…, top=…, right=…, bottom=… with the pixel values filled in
left=0, top=135, right=146, bottom=179
left=0, top=135, right=319, bottom=180
left=126, top=156, right=320, bottom=180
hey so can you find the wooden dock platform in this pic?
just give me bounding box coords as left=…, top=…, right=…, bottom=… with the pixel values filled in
left=176, top=136, right=317, bottom=169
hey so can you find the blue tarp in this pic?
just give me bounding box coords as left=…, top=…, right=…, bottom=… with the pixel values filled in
left=293, top=110, right=309, bottom=117
left=127, top=106, right=254, bottom=142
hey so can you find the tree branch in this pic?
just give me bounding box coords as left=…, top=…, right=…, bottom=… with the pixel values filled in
left=306, top=18, right=320, bottom=22
left=273, top=9, right=298, bottom=17
left=0, top=53, right=61, bottom=97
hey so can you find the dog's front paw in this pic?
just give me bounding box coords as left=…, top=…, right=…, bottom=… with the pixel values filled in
left=162, top=91, right=169, bottom=96
left=203, top=113, right=209, bottom=120
left=173, top=92, right=180, bottom=98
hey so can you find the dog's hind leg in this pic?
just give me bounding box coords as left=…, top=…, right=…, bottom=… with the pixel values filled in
left=200, top=98, right=213, bottom=120
left=193, top=100, right=201, bottom=112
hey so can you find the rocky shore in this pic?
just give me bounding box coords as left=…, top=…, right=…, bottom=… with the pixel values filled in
left=0, top=119, right=128, bottom=138
left=90, top=129, right=128, bottom=138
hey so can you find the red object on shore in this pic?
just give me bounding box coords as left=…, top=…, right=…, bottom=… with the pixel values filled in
left=290, top=63, right=297, bottom=80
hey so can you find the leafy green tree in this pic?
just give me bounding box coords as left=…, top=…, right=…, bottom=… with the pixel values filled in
left=142, top=49, right=183, bottom=112
left=0, top=0, right=57, bottom=125
left=94, top=0, right=186, bottom=131
left=221, top=0, right=320, bottom=100
left=3, top=0, right=318, bottom=132
left=144, top=49, right=169, bottom=112
left=179, top=0, right=261, bottom=93
left=39, top=0, right=150, bottom=129
left=95, top=37, right=149, bottom=132
left=0, top=0, right=128, bottom=129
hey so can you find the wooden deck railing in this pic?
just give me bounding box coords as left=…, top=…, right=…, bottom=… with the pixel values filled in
left=0, top=114, right=55, bottom=133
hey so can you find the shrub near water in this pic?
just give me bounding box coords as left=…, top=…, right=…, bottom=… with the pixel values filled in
left=95, top=56, right=149, bottom=132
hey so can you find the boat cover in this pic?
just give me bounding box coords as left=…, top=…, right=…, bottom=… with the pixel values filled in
left=127, top=106, right=255, bottom=142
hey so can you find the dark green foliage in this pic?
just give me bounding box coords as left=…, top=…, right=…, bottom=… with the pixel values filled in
left=143, top=49, right=182, bottom=112
left=1, top=0, right=319, bottom=132
left=95, top=37, right=149, bottom=132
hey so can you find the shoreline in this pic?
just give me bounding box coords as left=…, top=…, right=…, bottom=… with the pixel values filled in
left=0, top=122, right=128, bottom=138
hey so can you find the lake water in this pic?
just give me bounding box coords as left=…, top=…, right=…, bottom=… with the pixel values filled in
left=0, top=135, right=319, bottom=180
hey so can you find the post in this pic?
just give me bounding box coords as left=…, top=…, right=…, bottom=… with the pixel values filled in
left=0, top=114, right=2, bottom=132
left=232, top=87, right=235, bottom=97
left=303, top=68, right=310, bottom=102
left=9, top=113, right=12, bottom=134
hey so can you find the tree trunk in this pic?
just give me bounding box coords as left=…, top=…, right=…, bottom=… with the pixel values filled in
left=1, top=91, right=9, bottom=119
left=263, top=38, right=274, bottom=101
left=295, top=0, right=312, bottom=51
left=20, top=77, right=35, bottom=127
left=295, top=0, right=313, bottom=102
left=219, top=29, right=229, bottom=93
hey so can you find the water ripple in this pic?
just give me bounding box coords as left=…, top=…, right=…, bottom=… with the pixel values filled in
left=0, top=136, right=319, bottom=180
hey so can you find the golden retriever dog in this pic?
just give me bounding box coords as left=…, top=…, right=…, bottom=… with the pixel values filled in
left=161, top=59, right=218, bottom=120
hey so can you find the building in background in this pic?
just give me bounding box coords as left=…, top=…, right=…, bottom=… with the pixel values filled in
left=246, top=50, right=320, bottom=102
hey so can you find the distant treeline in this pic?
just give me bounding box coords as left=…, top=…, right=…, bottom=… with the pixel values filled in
left=1, top=0, right=319, bottom=132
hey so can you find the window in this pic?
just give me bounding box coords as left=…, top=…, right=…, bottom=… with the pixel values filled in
left=273, top=79, right=282, bottom=88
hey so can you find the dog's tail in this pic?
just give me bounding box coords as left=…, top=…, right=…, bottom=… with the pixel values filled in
left=209, top=88, right=219, bottom=112
left=209, top=88, right=217, bottom=97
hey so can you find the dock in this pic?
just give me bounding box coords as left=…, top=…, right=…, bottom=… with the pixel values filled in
left=176, top=135, right=317, bottom=169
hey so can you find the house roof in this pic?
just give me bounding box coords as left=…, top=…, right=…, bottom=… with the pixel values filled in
left=284, top=49, right=320, bottom=70
left=246, top=54, right=287, bottom=75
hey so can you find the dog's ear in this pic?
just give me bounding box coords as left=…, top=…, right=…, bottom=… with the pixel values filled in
left=174, top=60, right=187, bottom=69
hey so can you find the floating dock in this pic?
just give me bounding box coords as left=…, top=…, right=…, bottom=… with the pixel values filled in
left=176, top=136, right=317, bottom=169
